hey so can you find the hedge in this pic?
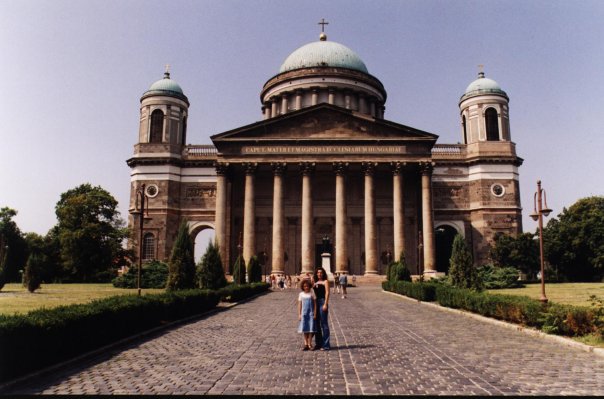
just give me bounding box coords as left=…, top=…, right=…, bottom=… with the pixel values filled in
left=384, top=282, right=599, bottom=338
left=0, top=283, right=267, bottom=383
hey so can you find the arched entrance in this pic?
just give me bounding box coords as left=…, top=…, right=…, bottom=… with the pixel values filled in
left=435, top=224, right=459, bottom=274
left=189, top=222, right=216, bottom=265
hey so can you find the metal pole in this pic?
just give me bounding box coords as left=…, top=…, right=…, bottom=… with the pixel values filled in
left=537, top=181, right=548, bottom=303
left=138, top=184, right=146, bottom=297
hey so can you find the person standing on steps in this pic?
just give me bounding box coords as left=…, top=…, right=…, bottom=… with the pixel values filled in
left=313, top=267, right=331, bottom=351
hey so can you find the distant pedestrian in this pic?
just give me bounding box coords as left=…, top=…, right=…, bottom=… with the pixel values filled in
left=297, top=279, right=317, bottom=351
left=339, top=273, right=348, bottom=299
left=334, top=273, right=340, bottom=294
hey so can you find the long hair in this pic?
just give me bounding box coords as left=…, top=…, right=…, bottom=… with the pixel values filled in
left=314, top=267, right=327, bottom=281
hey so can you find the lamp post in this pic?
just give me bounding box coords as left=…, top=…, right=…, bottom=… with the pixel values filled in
left=131, top=183, right=148, bottom=297
left=530, top=180, right=552, bottom=304
left=236, top=231, right=243, bottom=283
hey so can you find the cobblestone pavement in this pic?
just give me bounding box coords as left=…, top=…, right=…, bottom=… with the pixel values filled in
left=4, top=285, right=604, bottom=395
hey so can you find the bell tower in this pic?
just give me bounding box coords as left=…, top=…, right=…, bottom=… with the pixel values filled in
left=135, top=67, right=189, bottom=157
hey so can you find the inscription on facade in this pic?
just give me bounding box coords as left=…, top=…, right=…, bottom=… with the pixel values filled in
left=242, top=145, right=405, bottom=154
left=185, top=186, right=216, bottom=198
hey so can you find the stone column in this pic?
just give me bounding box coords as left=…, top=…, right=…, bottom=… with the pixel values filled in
left=333, top=162, right=349, bottom=273
left=328, top=89, right=335, bottom=105
left=311, top=88, right=318, bottom=106
left=362, top=162, right=378, bottom=275
left=391, top=162, right=405, bottom=261
left=242, top=162, right=257, bottom=265
left=271, top=99, right=278, bottom=117
left=281, top=94, right=288, bottom=115
left=271, top=162, right=287, bottom=275
left=421, top=162, right=436, bottom=274
left=359, top=94, right=367, bottom=114
left=214, top=162, right=229, bottom=270
left=300, top=162, right=315, bottom=274
left=295, top=90, right=302, bottom=110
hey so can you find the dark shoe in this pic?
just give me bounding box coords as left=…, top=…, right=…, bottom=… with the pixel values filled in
left=302, top=345, right=309, bottom=351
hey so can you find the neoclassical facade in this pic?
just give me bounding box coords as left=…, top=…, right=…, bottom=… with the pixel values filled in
left=127, top=32, right=523, bottom=277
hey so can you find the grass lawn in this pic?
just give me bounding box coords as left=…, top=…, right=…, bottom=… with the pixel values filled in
left=488, top=282, right=604, bottom=307
left=0, top=283, right=165, bottom=316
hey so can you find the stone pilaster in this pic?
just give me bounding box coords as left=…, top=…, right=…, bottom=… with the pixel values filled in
left=242, top=162, right=257, bottom=265
left=271, top=162, right=287, bottom=275
left=300, top=162, right=315, bottom=274
left=391, top=162, right=405, bottom=261
left=362, top=162, right=378, bottom=275
left=214, top=162, right=229, bottom=271
left=420, top=162, right=436, bottom=274
left=333, top=162, right=349, bottom=274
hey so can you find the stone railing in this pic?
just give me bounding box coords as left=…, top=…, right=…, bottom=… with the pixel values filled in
left=184, top=145, right=218, bottom=158
left=431, top=144, right=466, bottom=159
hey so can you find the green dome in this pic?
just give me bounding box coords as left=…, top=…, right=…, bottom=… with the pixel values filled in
left=279, top=39, right=369, bottom=74
left=145, top=72, right=184, bottom=95
left=462, top=72, right=507, bottom=100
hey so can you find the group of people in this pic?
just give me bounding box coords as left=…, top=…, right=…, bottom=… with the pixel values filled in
left=266, top=274, right=300, bottom=290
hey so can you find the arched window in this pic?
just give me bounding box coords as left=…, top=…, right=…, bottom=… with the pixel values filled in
left=149, top=110, right=164, bottom=143
left=142, top=233, right=155, bottom=261
left=182, top=116, right=187, bottom=145
left=462, top=115, right=468, bottom=144
left=485, top=108, right=499, bottom=141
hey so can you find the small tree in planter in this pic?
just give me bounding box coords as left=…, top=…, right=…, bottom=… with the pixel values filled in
left=449, top=234, right=481, bottom=290
left=232, top=255, right=246, bottom=285
left=166, top=220, right=196, bottom=291
left=197, top=240, right=227, bottom=289
left=23, top=251, right=44, bottom=292
left=246, top=255, right=262, bottom=283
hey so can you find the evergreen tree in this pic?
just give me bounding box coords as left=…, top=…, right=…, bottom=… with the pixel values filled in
left=23, top=251, right=44, bottom=292
left=166, top=220, right=196, bottom=290
left=0, top=235, right=7, bottom=291
left=388, top=251, right=411, bottom=282
left=197, top=240, right=227, bottom=289
left=246, top=255, right=262, bottom=283
left=232, top=255, right=246, bottom=285
left=449, top=234, right=480, bottom=290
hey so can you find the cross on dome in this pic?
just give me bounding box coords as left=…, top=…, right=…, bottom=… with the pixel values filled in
left=318, top=18, right=329, bottom=41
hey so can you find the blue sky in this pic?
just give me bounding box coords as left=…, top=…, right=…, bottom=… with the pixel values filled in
left=1, top=0, right=603, bottom=250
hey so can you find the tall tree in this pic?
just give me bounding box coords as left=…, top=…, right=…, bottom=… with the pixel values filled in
left=0, top=207, right=28, bottom=282
left=166, top=220, right=196, bottom=290
left=489, top=232, right=540, bottom=278
left=543, top=196, right=604, bottom=281
left=55, top=184, right=127, bottom=282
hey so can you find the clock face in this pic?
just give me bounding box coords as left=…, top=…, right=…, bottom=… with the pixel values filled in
left=491, top=183, right=505, bottom=197
left=145, top=184, right=159, bottom=198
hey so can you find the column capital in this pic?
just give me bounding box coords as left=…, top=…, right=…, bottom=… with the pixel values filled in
left=242, top=162, right=258, bottom=175
left=333, top=161, right=349, bottom=176
left=271, top=162, right=287, bottom=175
left=299, top=162, right=316, bottom=175
left=390, top=161, right=406, bottom=175
left=361, top=162, right=378, bottom=176
left=214, top=162, right=230, bottom=175
left=419, top=161, right=434, bottom=175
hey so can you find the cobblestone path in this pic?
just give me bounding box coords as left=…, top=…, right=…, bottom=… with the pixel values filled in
left=4, top=286, right=604, bottom=395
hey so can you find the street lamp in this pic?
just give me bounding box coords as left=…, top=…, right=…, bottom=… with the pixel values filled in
left=530, top=180, right=552, bottom=303
left=131, top=183, right=149, bottom=297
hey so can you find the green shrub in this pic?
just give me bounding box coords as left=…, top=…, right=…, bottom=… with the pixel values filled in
left=218, top=282, right=270, bottom=302
left=166, top=220, right=196, bottom=291
left=477, top=264, right=523, bottom=289
left=0, top=289, right=219, bottom=382
left=232, top=255, right=246, bottom=285
left=197, top=241, right=227, bottom=290
left=112, top=260, right=168, bottom=289
left=383, top=280, right=437, bottom=302
left=246, top=255, right=262, bottom=283
left=23, top=251, right=44, bottom=292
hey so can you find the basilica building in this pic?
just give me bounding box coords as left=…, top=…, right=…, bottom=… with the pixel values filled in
left=127, top=30, right=523, bottom=278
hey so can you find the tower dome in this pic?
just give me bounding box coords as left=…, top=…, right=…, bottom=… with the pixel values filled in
left=460, top=71, right=508, bottom=102
left=261, top=32, right=386, bottom=120
left=142, top=71, right=189, bottom=104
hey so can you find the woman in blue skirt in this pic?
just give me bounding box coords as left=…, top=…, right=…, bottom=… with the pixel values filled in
left=297, top=279, right=317, bottom=350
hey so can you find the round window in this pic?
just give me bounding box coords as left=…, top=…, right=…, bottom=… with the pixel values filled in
left=491, top=183, right=505, bottom=197
left=145, top=184, right=159, bottom=198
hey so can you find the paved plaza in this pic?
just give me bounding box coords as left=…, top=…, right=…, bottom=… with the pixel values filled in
left=3, top=285, right=604, bottom=395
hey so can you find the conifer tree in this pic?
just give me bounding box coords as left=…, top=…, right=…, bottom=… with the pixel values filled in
left=166, top=220, right=196, bottom=290
left=232, top=255, right=246, bottom=285
left=246, top=255, right=262, bottom=283
left=23, top=251, right=44, bottom=292
left=449, top=234, right=480, bottom=289
left=197, top=240, right=227, bottom=289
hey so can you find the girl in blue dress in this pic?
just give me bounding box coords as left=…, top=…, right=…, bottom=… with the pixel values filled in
left=297, top=279, right=317, bottom=351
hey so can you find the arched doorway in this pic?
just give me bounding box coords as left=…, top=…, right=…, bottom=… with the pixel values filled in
left=189, top=222, right=216, bottom=265
left=435, top=225, right=459, bottom=274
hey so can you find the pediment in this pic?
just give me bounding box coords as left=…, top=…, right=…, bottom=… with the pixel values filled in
left=211, top=104, right=438, bottom=144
